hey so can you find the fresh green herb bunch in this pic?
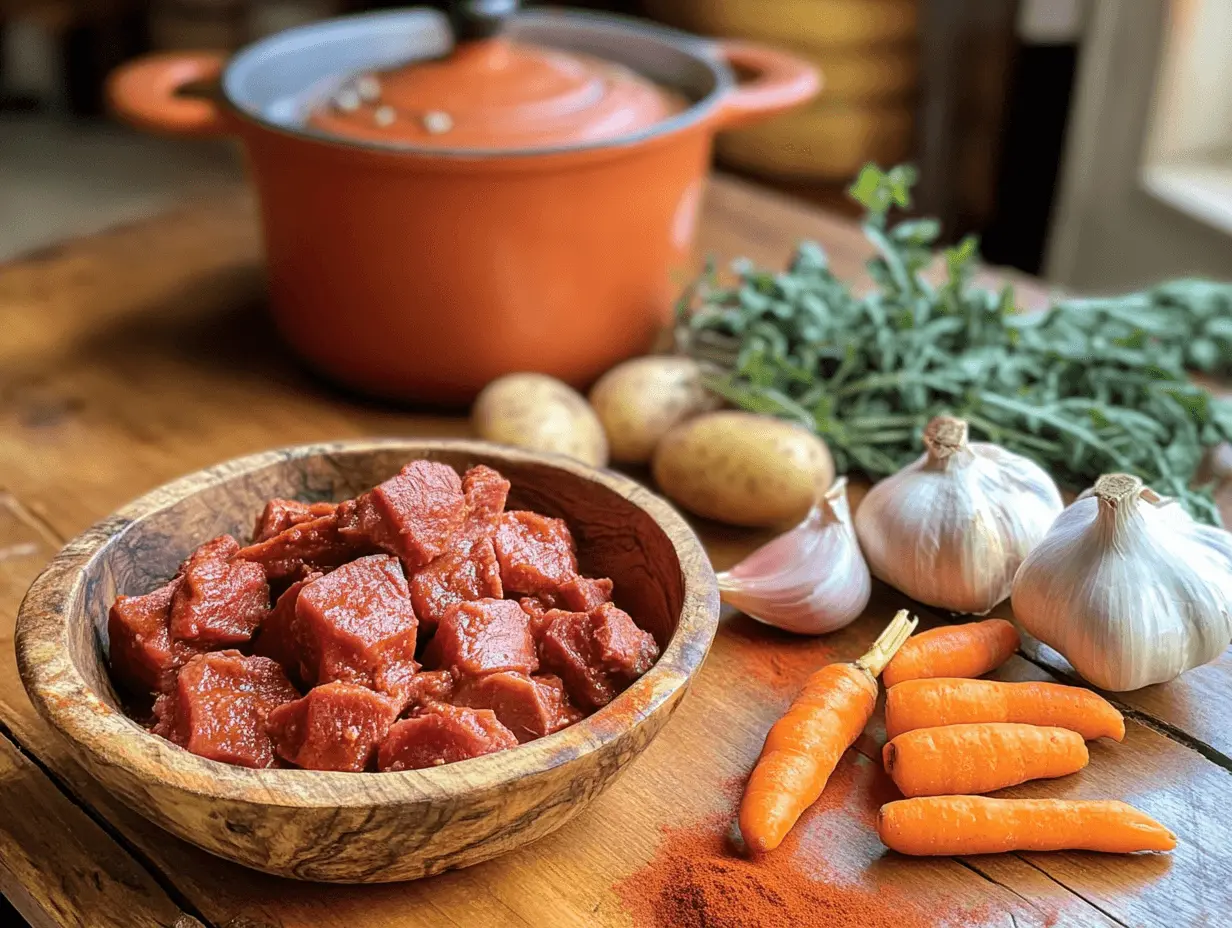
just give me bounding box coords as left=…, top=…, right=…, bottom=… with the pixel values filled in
left=676, top=164, right=1232, bottom=524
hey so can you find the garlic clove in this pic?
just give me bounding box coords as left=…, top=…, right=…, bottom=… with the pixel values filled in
left=855, top=415, right=1064, bottom=615
left=717, top=477, right=871, bottom=635
left=1012, top=473, right=1232, bottom=691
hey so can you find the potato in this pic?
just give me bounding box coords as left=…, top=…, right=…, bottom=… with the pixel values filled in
left=652, top=411, right=834, bottom=527
left=472, top=373, right=609, bottom=468
left=588, top=356, right=722, bottom=464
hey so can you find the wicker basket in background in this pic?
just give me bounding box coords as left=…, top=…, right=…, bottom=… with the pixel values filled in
left=643, top=0, right=918, bottom=182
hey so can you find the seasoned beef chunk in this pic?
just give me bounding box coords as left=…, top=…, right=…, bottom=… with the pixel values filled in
left=538, top=604, right=659, bottom=710
left=377, top=704, right=517, bottom=771
left=557, top=576, right=613, bottom=613
left=237, top=513, right=361, bottom=581
left=408, top=536, right=503, bottom=635
left=169, top=535, right=269, bottom=646
left=253, top=500, right=337, bottom=543
left=151, top=651, right=298, bottom=768
left=267, top=682, right=402, bottom=772
left=591, top=603, right=659, bottom=678
left=404, top=465, right=510, bottom=634
left=519, top=596, right=557, bottom=639
left=252, top=571, right=321, bottom=682
left=294, top=554, right=419, bottom=694
left=400, top=669, right=456, bottom=710
left=337, top=461, right=465, bottom=570
left=455, top=671, right=582, bottom=743
left=459, top=465, right=510, bottom=541
left=183, top=535, right=241, bottom=564
left=492, top=511, right=578, bottom=596
left=433, top=598, right=537, bottom=678
left=108, top=577, right=198, bottom=695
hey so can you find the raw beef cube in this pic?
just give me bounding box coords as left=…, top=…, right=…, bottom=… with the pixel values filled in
left=458, top=465, right=510, bottom=541
left=295, top=554, right=419, bottom=693
left=493, top=511, right=578, bottom=595
left=455, top=671, right=583, bottom=743
left=170, top=535, right=270, bottom=646
left=519, top=597, right=557, bottom=639
left=591, top=603, right=659, bottom=678
left=182, top=535, right=240, bottom=565
left=108, top=577, right=198, bottom=694
left=408, top=536, right=503, bottom=635
left=151, top=651, right=298, bottom=768
left=539, top=605, right=659, bottom=710
left=400, top=669, right=456, bottom=709
left=337, top=460, right=465, bottom=570
left=252, top=571, right=321, bottom=681
left=538, top=611, right=613, bottom=710
left=433, top=599, right=537, bottom=678
left=237, top=513, right=361, bottom=581
left=557, top=576, right=613, bottom=613
left=267, top=682, right=402, bottom=772
left=253, top=499, right=337, bottom=543
left=377, top=704, right=517, bottom=771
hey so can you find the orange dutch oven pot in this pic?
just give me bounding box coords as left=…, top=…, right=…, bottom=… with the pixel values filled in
left=108, top=2, right=819, bottom=403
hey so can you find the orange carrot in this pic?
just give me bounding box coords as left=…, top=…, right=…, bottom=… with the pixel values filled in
left=877, top=796, right=1176, bottom=855
left=882, top=618, right=1019, bottom=688
left=884, top=677, right=1125, bottom=742
left=738, top=609, right=918, bottom=854
left=882, top=723, right=1088, bottom=798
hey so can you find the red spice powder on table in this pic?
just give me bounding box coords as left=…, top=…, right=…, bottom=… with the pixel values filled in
left=615, top=762, right=990, bottom=928
left=722, top=613, right=837, bottom=698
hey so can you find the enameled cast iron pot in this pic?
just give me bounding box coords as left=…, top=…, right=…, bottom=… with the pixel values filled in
left=107, top=2, right=818, bottom=403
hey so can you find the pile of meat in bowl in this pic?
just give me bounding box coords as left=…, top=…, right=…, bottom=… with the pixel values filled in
left=106, top=460, right=660, bottom=772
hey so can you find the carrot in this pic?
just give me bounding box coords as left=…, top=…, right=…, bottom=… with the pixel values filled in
left=738, top=609, right=918, bottom=854
left=882, top=723, right=1088, bottom=798
left=877, top=796, right=1176, bottom=855
left=884, top=677, right=1125, bottom=742
left=882, top=618, right=1019, bottom=688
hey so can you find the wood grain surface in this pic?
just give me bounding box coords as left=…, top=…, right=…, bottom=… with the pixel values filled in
left=0, top=173, right=1227, bottom=927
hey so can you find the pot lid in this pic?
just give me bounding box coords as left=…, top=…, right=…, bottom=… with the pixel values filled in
left=308, top=0, right=681, bottom=150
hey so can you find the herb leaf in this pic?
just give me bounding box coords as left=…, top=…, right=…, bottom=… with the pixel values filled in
left=677, top=164, right=1232, bottom=523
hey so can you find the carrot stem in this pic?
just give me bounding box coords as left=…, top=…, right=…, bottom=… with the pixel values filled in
left=856, top=609, right=919, bottom=677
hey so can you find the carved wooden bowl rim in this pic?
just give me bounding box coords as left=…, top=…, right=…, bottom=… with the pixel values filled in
left=15, top=438, right=720, bottom=809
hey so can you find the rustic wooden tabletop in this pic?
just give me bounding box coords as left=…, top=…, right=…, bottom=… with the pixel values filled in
left=0, top=174, right=1227, bottom=928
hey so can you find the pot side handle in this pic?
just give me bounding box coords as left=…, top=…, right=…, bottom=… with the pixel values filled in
left=714, top=41, right=821, bottom=130
left=107, top=52, right=233, bottom=138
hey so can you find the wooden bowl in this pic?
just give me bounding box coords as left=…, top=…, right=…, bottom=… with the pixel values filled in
left=15, top=440, right=720, bottom=882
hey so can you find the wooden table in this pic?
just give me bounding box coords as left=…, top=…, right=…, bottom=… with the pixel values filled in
left=0, top=175, right=1228, bottom=928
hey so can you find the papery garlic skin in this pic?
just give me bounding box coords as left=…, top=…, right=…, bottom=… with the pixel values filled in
left=854, top=416, right=1064, bottom=615
left=717, top=477, right=871, bottom=634
left=1012, top=473, right=1232, bottom=692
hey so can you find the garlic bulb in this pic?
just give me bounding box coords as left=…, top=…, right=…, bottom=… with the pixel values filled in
left=1012, top=473, right=1232, bottom=691
left=854, top=416, right=1063, bottom=615
left=717, top=477, right=870, bottom=634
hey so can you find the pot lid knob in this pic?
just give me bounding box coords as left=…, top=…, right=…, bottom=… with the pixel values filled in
left=448, top=0, right=518, bottom=42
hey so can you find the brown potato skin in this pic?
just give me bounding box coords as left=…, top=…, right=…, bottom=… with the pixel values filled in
left=652, top=411, right=834, bottom=527
left=473, top=374, right=608, bottom=468
left=589, top=357, right=720, bottom=464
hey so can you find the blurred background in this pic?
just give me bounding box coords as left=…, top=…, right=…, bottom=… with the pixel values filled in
left=1, top=0, right=1230, bottom=291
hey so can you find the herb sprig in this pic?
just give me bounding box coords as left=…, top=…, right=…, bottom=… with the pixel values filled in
left=677, top=165, right=1232, bottom=524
